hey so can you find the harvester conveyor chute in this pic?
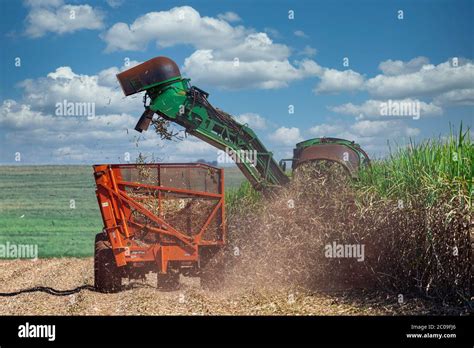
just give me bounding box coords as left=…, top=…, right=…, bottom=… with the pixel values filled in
left=117, top=57, right=369, bottom=191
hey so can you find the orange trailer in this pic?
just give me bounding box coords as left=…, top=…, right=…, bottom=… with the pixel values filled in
left=92, top=163, right=226, bottom=292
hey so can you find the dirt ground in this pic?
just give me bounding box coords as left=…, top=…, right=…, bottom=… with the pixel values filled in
left=0, top=258, right=468, bottom=316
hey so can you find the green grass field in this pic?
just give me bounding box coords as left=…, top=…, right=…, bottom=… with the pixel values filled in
left=0, top=165, right=245, bottom=257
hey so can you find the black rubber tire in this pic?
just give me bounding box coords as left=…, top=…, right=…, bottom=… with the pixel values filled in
left=157, top=271, right=180, bottom=291
left=200, top=248, right=225, bottom=291
left=94, top=233, right=122, bottom=293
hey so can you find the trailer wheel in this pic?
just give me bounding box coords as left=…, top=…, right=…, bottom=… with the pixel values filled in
left=157, top=271, right=180, bottom=291
left=200, top=248, right=225, bottom=291
left=94, top=233, right=122, bottom=293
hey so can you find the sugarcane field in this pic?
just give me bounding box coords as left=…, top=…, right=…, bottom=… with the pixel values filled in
left=0, top=0, right=472, bottom=346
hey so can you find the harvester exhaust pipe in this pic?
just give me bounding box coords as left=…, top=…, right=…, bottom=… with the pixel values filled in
left=134, top=108, right=155, bottom=133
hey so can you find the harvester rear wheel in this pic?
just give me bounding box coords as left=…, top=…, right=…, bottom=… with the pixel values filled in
left=157, top=270, right=180, bottom=291
left=94, top=233, right=122, bottom=293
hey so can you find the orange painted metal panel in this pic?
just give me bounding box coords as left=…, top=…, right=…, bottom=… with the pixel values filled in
left=93, top=163, right=225, bottom=273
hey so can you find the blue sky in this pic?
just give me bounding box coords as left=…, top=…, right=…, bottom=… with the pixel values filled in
left=0, top=0, right=473, bottom=164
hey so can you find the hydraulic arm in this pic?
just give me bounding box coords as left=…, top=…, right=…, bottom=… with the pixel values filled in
left=117, top=57, right=289, bottom=189
left=117, top=56, right=369, bottom=190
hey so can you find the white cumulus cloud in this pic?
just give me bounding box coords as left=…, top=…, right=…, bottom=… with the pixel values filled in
left=294, top=30, right=308, bottom=38
left=18, top=65, right=142, bottom=114
left=269, top=127, right=303, bottom=146
left=102, top=6, right=321, bottom=90
left=309, top=124, right=346, bottom=137
left=182, top=50, right=321, bottom=89
left=308, top=120, right=420, bottom=155
left=217, top=11, right=241, bottom=22
left=314, top=68, right=365, bottom=94
left=24, top=0, right=104, bottom=38
left=102, top=6, right=248, bottom=52
left=378, top=56, right=430, bottom=76
left=298, top=45, right=317, bottom=57
left=433, top=88, right=474, bottom=106
left=351, top=120, right=420, bottom=138
left=365, top=59, right=474, bottom=99
left=234, top=113, right=267, bottom=130
left=330, top=99, right=443, bottom=119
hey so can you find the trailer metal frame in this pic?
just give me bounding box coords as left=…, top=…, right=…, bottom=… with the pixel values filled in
left=93, top=163, right=226, bottom=275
